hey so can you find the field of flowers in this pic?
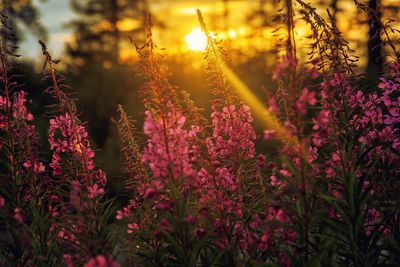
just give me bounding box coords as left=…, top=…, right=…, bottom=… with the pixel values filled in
left=0, top=1, right=399, bottom=267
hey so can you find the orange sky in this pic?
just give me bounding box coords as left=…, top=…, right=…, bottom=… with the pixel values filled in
left=21, top=0, right=400, bottom=67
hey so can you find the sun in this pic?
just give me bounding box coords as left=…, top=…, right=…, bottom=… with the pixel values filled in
left=184, top=27, right=208, bottom=52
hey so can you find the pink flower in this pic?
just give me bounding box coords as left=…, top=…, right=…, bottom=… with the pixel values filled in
left=116, top=201, right=135, bottom=220
left=11, top=91, right=34, bottom=122
left=257, top=233, right=269, bottom=251
left=142, top=106, right=199, bottom=180
left=257, top=154, right=266, bottom=169
left=366, top=208, right=381, bottom=236
left=267, top=207, right=289, bottom=223
left=279, top=169, right=292, bottom=177
left=206, top=103, right=256, bottom=162
left=296, top=88, right=316, bottom=115
left=48, top=113, right=97, bottom=174
left=63, top=254, right=76, bottom=267
left=14, top=208, right=24, bottom=223
left=270, top=175, right=281, bottom=187
left=160, top=219, right=172, bottom=231
left=268, top=97, right=279, bottom=114
left=312, top=110, right=330, bottom=131
left=195, top=228, right=207, bottom=238
left=87, top=184, right=105, bottom=199
left=185, top=214, right=196, bottom=224
left=216, top=167, right=238, bottom=192
left=143, top=188, right=156, bottom=200
left=23, top=160, right=45, bottom=173
left=263, top=129, right=276, bottom=140
left=307, top=146, right=318, bottom=163
left=393, top=139, right=400, bottom=151
left=23, top=161, right=31, bottom=168
left=0, top=197, right=5, bottom=207
left=127, top=223, right=140, bottom=234
left=301, top=88, right=317, bottom=105
left=272, top=53, right=298, bottom=80
left=116, top=210, right=127, bottom=220
left=380, top=225, right=391, bottom=236
left=48, top=113, right=107, bottom=202
left=34, top=162, right=46, bottom=173
left=155, top=200, right=173, bottom=211
left=84, top=255, right=119, bottom=267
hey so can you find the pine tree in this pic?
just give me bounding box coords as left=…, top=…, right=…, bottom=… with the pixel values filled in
left=0, top=0, right=47, bottom=49
left=367, top=0, right=383, bottom=75
left=67, top=0, right=154, bottom=67
left=65, top=0, right=163, bottom=154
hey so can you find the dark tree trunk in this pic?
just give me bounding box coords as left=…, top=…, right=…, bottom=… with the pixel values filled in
left=330, top=0, right=339, bottom=25
left=285, top=0, right=296, bottom=56
left=367, top=0, right=383, bottom=76
left=110, top=0, right=120, bottom=64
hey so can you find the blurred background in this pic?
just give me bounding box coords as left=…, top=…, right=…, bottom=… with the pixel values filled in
left=3, top=0, right=400, bottom=192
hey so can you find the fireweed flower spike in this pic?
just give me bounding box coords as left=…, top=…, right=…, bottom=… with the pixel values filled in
left=39, top=41, right=111, bottom=266
left=0, top=2, right=398, bottom=267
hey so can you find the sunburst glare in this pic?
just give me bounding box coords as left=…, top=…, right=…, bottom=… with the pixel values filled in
left=184, top=27, right=208, bottom=51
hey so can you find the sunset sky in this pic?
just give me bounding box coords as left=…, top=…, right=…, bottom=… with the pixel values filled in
left=21, top=0, right=75, bottom=59
left=19, top=0, right=400, bottom=65
left=22, top=0, right=259, bottom=59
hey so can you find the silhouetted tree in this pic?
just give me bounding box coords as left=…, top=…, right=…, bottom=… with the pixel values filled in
left=246, top=0, right=272, bottom=35
left=66, top=0, right=163, bottom=151
left=367, top=0, right=383, bottom=75
left=0, top=0, right=47, bottom=49
left=67, top=0, right=157, bottom=67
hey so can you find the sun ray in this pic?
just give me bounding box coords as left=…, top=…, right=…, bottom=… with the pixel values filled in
left=219, top=61, right=299, bottom=146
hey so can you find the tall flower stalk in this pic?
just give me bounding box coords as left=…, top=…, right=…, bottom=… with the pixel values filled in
left=39, top=41, right=114, bottom=266
left=0, top=1, right=399, bottom=266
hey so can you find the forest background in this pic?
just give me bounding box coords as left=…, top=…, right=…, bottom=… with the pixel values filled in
left=4, top=0, right=399, bottom=196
